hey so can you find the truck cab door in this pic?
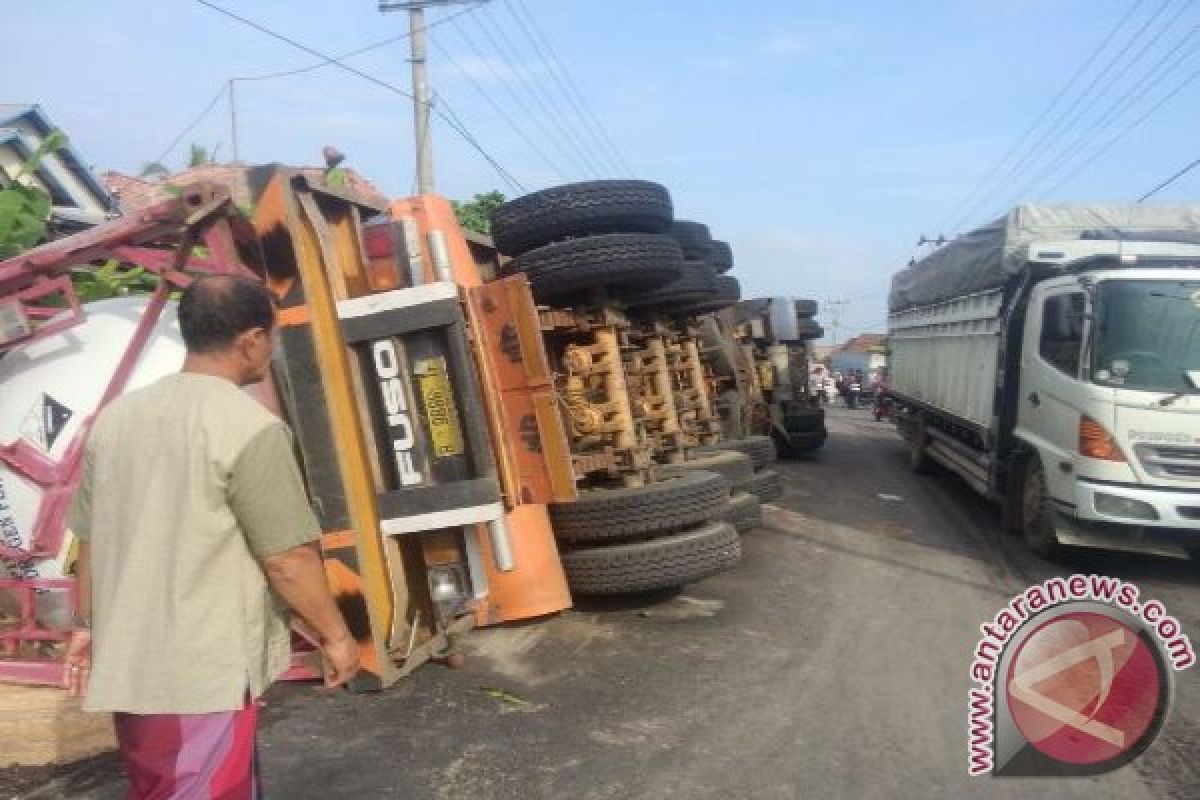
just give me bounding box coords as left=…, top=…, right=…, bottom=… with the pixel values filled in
left=1016, top=281, right=1090, bottom=503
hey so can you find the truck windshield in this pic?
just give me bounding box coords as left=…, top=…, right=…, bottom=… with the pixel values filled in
left=1091, top=279, right=1200, bottom=392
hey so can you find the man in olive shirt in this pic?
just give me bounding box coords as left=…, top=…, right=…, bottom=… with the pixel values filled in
left=64, top=276, right=359, bottom=798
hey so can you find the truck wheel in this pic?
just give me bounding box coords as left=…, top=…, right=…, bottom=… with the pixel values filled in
left=795, top=298, right=818, bottom=318
left=490, top=180, right=673, bottom=256
left=655, top=449, right=755, bottom=486
left=1021, top=459, right=1063, bottom=559
left=793, top=318, right=823, bottom=340
left=777, top=430, right=826, bottom=458
left=503, top=233, right=683, bottom=300
left=559, top=520, right=741, bottom=595
left=624, top=260, right=717, bottom=310
left=721, top=491, right=762, bottom=533
left=707, top=240, right=734, bottom=273
left=783, top=411, right=825, bottom=433
left=736, top=469, right=784, bottom=502
left=909, top=417, right=934, bottom=474
left=682, top=275, right=741, bottom=316
left=698, top=435, right=776, bottom=469
left=670, top=220, right=713, bottom=258
left=550, top=470, right=729, bottom=544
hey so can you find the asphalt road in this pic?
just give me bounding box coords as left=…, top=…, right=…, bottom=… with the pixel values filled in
left=9, top=404, right=1200, bottom=799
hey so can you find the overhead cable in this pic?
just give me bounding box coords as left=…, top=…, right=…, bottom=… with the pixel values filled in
left=471, top=4, right=607, bottom=177
left=937, top=0, right=1148, bottom=234
left=506, top=0, right=633, bottom=176
left=192, top=0, right=526, bottom=192
left=1138, top=155, right=1200, bottom=202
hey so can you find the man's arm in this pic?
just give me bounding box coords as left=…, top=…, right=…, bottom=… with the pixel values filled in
left=228, top=422, right=359, bottom=687
left=261, top=543, right=358, bottom=687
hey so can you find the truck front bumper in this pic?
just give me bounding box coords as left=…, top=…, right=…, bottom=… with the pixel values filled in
left=1074, top=479, right=1200, bottom=530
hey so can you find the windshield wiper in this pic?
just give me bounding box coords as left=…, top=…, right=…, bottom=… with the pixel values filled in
left=1161, top=371, right=1200, bottom=406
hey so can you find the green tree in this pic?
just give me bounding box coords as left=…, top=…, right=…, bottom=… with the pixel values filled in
left=0, top=130, right=67, bottom=258
left=451, top=190, right=506, bottom=235
left=187, top=143, right=211, bottom=168
left=139, top=161, right=169, bottom=181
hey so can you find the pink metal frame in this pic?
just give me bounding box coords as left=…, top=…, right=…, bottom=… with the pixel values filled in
left=0, top=184, right=254, bottom=686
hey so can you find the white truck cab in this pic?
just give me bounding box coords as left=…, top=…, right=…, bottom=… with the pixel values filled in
left=888, top=208, right=1200, bottom=559
left=1016, top=247, right=1200, bottom=552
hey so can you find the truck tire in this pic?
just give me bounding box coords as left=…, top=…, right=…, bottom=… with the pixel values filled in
left=654, top=449, right=754, bottom=486
left=550, top=470, right=728, bottom=544
left=793, top=318, right=823, bottom=340
left=559, top=520, right=741, bottom=595
left=783, top=411, right=825, bottom=433
left=503, top=233, right=683, bottom=300
left=624, top=260, right=717, bottom=310
left=670, top=220, right=713, bottom=259
left=720, top=491, right=762, bottom=533
left=682, top=275, right=741, bottom=315
left=490, top=180, right=673, bottom=256
left=707, top=240, right=734, bottom=273
left=1021, top=459, right=1063, bottom=559
left=698, top=435, right=776, bottom=469
left=795, top=298, right=818, bottom=318
left=736, top=469, right=783, bottom=502
left=777, top=430, right=826, bottom=457
left=909, top=416, right=934, bottom=474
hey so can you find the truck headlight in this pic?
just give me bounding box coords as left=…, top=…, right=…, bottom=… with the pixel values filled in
left=1093, top=492, right=1159, bottom=521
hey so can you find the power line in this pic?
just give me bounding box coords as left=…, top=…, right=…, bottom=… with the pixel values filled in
left=471, top=4, right=607, bottom=177
left=231, top=4, right=483, bottom=83
left=1041, top=63, right=1200, bottom=197
left=443, top=14, right=593, bottom=178
left=936, top=0, right=1147, bottom=234
left=505, top=0, right=633, bottom=176
left=192, top=0, right=525, bottom=192
left=151, top=82, right=230, bottom=167
left=1002, top=20, right=1200, bottom=207
left=1139, top=155, right=1200, bottom=202
left=973, top=0, right=1178, bottom=218
left=434, top=90, right=526, bottom=192
left=430, top=35, right=570, bottom=180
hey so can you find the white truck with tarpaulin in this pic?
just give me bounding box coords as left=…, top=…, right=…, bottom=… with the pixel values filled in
left=887, top=205, right=1200, bottom=558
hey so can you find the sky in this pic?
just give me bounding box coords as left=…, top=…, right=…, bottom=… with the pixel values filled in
left=5, top=0, right=1200, bottom=339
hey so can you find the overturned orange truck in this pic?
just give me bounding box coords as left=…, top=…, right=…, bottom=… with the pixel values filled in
left=1, top=169, right=751, bottom=692
left=0, top=168, right=574, bottom=691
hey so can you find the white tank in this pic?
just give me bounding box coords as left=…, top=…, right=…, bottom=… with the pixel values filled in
left=0, top=297, right=185, bottom=591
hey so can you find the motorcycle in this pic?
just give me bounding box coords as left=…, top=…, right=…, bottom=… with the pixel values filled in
left=873, top=392, right=892, bottom=421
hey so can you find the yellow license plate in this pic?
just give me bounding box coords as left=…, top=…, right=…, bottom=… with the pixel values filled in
left=417, top=358, right=464, bottom=457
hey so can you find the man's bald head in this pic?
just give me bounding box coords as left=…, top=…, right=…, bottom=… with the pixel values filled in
left=178, top=275, right=276, bottom=354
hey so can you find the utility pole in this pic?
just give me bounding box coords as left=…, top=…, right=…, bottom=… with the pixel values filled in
left=378, top=0, right=486, bottom=193
left=825, top=298, right=849, bottom=347
left=228, top=79, right=240, bottom=164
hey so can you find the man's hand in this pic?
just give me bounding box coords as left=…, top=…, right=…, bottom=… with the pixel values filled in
left=62, top=629, right=92, bottom=697
left=320, top=633, right=360, bottom=688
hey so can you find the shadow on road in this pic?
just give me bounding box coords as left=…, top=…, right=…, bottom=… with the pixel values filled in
left=775, top=406, right=1200, bottom=592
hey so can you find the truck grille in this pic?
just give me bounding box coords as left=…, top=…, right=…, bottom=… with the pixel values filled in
left=1136, top=444, right=1200, bottom=479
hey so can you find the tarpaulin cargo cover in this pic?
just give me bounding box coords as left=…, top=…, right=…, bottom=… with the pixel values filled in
left=889, top=204, right=1200, bottom=312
